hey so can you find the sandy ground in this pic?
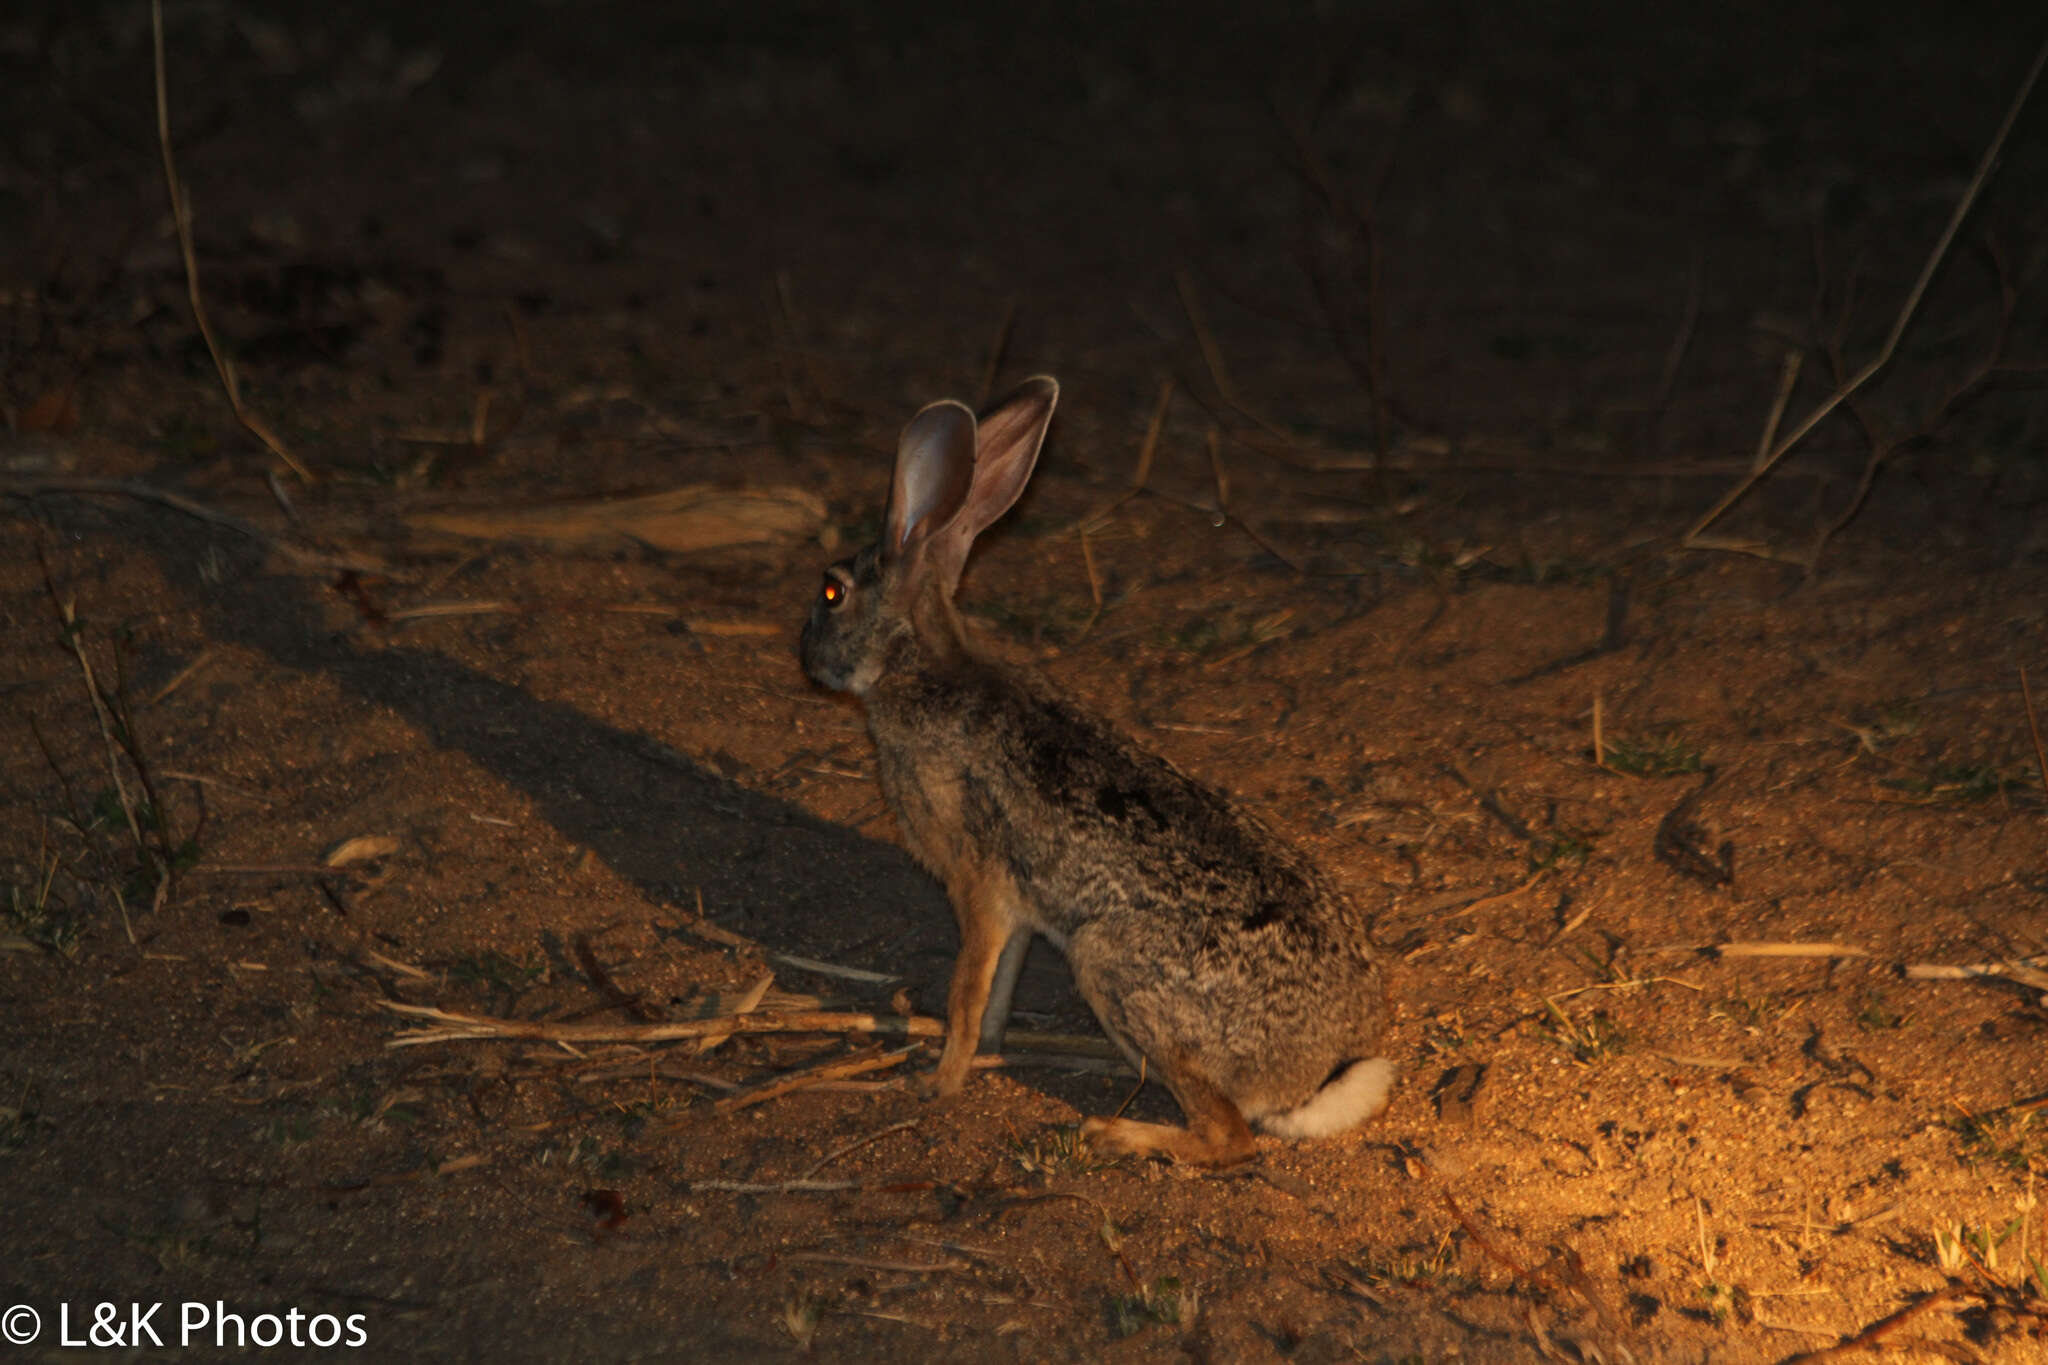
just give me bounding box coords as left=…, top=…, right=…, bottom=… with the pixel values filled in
left=4, top=3, right=2047, bottom=1360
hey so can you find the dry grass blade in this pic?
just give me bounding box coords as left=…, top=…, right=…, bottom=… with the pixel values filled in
left=1062, top=376, right=1171, bottom=536
left=687, top=1177, right=860, bottom=1195
left=1175, top=271, right=1290, bottom=443
left=694, top=972, right=775, bottom=1054
left=1752, top=351, right=1803, bottom=472
left=44, top=573, right=168, bottom=944
left=1447, top=870, right=1549, bottom=921
left=799, top=1118, right=921, bottom=1180
left=1685, top=34, right=2048, bottom=547
left=976, top=295, right=1016, bottom=405
left=143, top=649, right=214, bottom=706
left=151, top=0, right=312, bottom=482
left=1269, top=95, right=1401, bottom=461
left=1205, top=427, right=1230, bottom=517
left=360, top=948, right=431, bottom=981
left=2021, top=663, right=2047, bottom=803
left=767, top=952, right=898, bottom=985
left=781, top=1250, right=969, bottom=1275
left=1711, top=941, right=1871, bottom=960
left=382, top=601, right=509, bottom=622
left=1076, top=528, right=1105, bottom=638
left=406, top=485, right=824, bottom=553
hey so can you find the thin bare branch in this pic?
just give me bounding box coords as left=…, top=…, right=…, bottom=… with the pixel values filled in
left=1685, top=35, right=2048, bottom=546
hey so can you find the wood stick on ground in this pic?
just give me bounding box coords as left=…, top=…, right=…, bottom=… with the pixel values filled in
left=565, top=1060, right=737, bottom=1090
left=711, top=1044, right=917, bottom=1114
left=376, top=1000, right=941, bottom=1047
left=1684, top=35, right=2048, bottom=547
left=374, top=999, right=1128, bottom=1060
left=151, top=0, right=311, bottom=482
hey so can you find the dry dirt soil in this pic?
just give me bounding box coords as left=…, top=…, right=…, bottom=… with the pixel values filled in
left=4, top=3, right=2048, bottom=1361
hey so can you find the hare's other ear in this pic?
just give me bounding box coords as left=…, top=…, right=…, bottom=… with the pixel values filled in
left=959, top=375, right=1059, bottom=543
left=884, top=400, right=977, bottom=564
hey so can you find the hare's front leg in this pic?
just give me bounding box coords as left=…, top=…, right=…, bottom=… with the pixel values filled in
left=930, top=872, right=1024, bottom=1096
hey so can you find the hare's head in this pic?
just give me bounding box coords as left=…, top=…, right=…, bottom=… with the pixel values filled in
left=800, top=377, right=1058, bottom=695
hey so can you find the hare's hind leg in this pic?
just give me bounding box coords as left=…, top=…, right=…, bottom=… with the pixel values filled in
left=1080, top=1051, right=1256, bottom=1167
left=976, top=926, right=1032, bottom=1054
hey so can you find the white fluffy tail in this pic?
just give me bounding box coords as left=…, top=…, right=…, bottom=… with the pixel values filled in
left=1256, top=1057, right=1397, bottom=1139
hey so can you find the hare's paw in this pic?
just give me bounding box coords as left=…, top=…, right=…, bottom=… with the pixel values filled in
left=1081, top=1115, right=1258, bottom=1168
left=916, top=1055, right=973, bottom=1101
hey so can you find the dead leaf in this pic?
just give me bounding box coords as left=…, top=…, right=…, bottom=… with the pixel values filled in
left=325, top=835, right=400, bottom=867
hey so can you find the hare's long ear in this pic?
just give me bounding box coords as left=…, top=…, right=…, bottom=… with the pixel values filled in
left=963, top=377, right=1058, bottom=537
left=884, top=400, right=977, bottom=572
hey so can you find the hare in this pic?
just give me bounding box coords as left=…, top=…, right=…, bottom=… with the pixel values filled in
left=800, top=377, right=1392, bottom=1164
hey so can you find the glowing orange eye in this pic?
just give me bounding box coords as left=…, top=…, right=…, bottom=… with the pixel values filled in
left=821, top=576, right=846, bottom=608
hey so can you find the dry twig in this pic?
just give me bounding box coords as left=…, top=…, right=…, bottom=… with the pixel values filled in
left=1062, top=376, right=1171, bottom=536
left=799, top=1118, right=922, bottom=1180
left=1685, top=36, right=2048, bottom=551
left=151, top=0, right=311, bottom=481
left=710, top=1044, right=917, bottom=1114
left=376, top=1001, right=1124, bottom=1062
left=2, top=477, right=387, bottom=574
left=1777, top=1284, right=1966, bottom=1364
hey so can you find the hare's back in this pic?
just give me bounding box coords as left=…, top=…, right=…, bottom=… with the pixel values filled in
left=944, top=671, right=1367, bottom=951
